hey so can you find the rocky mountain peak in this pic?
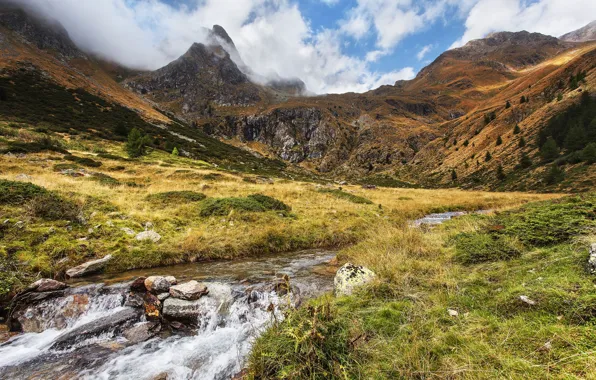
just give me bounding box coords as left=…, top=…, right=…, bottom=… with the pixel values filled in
left=560, top=20, right=596, bottom=42
left=211, top=25, right=235, bottom=48
left=0, top=5, right=83, bottom=59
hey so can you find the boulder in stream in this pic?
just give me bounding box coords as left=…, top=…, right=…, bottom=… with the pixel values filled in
left=162, top=298, right=203, bottom=321
left=66, top=255, right=112, bottom=278
left=169, top=281, right=208, bottom=300
left=50, top=308, right=141, bottom=350
left=144, top=276, right=172, bottom=293
left=27, top=278, right=68, bottom=292
left=334, top=263, right=376, bottom=297
left=123, top=321, right=161, bottom=344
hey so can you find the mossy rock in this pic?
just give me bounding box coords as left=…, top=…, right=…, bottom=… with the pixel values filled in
left=317, top=189, right=373, bottom=204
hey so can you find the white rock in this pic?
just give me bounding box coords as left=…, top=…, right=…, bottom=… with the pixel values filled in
left=588, top=243, right=596, bottom=274
left=519, top=295, right=536, bottom=305
left=121, top=227, right=135, bottom=236
left=169, top=280, right=208, bottom=300
left=165, top=276, right=177, bottom=285
left=144, top=276, right=171, bottom=293
left=135, top=230, right=161, bottom=242
left=448, top=309, right=459, bottom=317
left=333, top=263, right=376, bottom=297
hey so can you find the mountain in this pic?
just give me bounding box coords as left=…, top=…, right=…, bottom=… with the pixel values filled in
left=0, top=3, right=594, bottom=191
left=560, top=20, right=596, bottom=42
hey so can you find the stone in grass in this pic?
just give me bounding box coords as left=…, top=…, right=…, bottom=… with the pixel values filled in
left=334, top=263, right=376, bottom=297
left=447, top=309, right=459, bottom=317
left=66, top=255, right=112, bottom=278
left=135, top=230, right=161, bottom=243
left=588, top=243, right=596, bottom=274
left=169, top=280, right=208, bottom=300
left=519, top=295, right=537, bottom=305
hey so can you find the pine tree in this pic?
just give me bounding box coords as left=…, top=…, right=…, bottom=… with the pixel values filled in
left=172, top=147, right=179, bottom=156
left=564, top=124, right=587, bottom=152
left=463, top=140, right=469, bottom=147
left=557, top=93, right=563, bottom=102
left=496, top=164, right=506, bottom=181
left=569, top=75, right=579, bottom=90
left=126, top=128, right=151, bottom=158
left=485, top=151, right=492, bottom=162
left=545, top=165, right=565, bottom=185
left=505, top=100, right=511, bottom=109
left=451, top=169, right=457, bottom=181
left=496, top=136, right=503, bottom=146
left=520, top=152, right=532, bottom=168
left=540, top=137, right=559, bottom=162
left=520, top=96, right=526, bottom=104
left=513, top=125, right=521, bottom=134
left=582, top=142, right=596, bottom=164
left=519, top=136, right=526, bottom=148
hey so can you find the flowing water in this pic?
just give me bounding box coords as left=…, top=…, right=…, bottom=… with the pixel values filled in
left=0, top=249, right=337, bottom=380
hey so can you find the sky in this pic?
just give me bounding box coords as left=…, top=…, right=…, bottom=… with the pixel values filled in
left=16, top=0, right=596, bottom=94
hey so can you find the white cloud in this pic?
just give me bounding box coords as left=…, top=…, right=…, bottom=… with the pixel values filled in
left=450, top=0, right=596, bottom=48
left=416, top=44, right=433, bottom=60
left=15, top=0, right=417, bottom=94
left=319, top=0, right=340, bottom=6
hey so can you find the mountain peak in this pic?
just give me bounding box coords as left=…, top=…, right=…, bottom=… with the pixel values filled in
left=211, top=25, right=235, bottom=48
left=560, top=20, right=596, bottom=42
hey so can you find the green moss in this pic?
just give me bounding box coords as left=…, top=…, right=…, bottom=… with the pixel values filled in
left=0, top=179, right=48, bottom=205
left=199, top=194, right=290, bottom=217
left=317, top=189, right=373, bottom=204
left=25, top=193, right=80, bottom=221
left=453, top=232, right=521, bottom=264
left=146, top=191, right=207, bottom=205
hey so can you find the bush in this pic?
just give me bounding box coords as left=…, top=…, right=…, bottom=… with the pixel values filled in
left=25, top=193, right=80, bottom=221
left=199, top=194, right=291, bottom=217
left=496, top=136, right=503, bottom=146
left=582, top=142, right=596, bottom=164
left=126, top=128, right=151, bottom=158
left=0, top=179, right=47, bottom=205
left=63, top=154, right=102, bottom=168
left=146, top=191, right=206, bottom=205
left=545, top=165, right=564, bottom=185
left=519, top=152, right=532, bottom=168
left=89, top=173, right=121, bottom=187
left=497, top=195, right=596, bottom=246
left=513, top=125, right=521, bottom=134
left=317, top=189, right=373, bottom=204
left=540, top=137, right=559, bottom=162
left=454, top=232, right=521, bottom=265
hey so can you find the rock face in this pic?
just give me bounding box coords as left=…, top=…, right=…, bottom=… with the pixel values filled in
left=135, top=230, right=161, bottom=243
left=144, top=276, right=172, bottom=293
left=588, top=243, right=596, bottom=274
left=334, top=263, right=376, bottom=297
left=65, top=255, right=112, bottom=278
left=169, top=281, right=208, bottom=300
left=50, top=308, right=141, bottom=350
left=560, top=21, right=596, bottom=42
left=27, top=278, right=68, bottom=292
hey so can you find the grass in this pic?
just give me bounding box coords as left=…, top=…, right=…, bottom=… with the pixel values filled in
left=248, top=194, right=596, bottom=379
left=0, top=122, right=554, bottom=301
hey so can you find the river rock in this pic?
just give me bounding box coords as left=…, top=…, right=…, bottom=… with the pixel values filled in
left=334, top=263, right=376, bottom=297
left=157, top=293, right=170, bottom=301
left=162, top=298, right=203, bottom=321
left=7, top=290, right=67, bottom=332
left=169, top=281, right=208, bottom=300
left=66, top=255, right=112, bottom=278
left=27, top=278, right=68, bottom=292
left=123, top=321, right=161, bottom=344
left=135, top=230, right=161, bottom=243
left=588, top=243, right=596, bottom=274
left=165, top=276, right=177, bottom=285
left=130, top=277, right=147, bottom=292
left=50, top=308, right=141, bottom=350
left=144, top=276, right=171, bottom=293
left=144, top=293, right=162, bottom=320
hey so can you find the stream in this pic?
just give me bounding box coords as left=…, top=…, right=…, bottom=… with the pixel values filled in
left=0, top=249, right=337, bottom=380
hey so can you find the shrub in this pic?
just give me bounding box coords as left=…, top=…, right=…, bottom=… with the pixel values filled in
left=513, top=125, right=521, bottom=134
left=317, top=189, right=373, bottom=204
left=171, top=147, right=179, bottom=156
left=25, top=193, right=80, bottom=221
left=63, top=154, right=102, bottom=168
left=485, top=151, right=492, bottom=162
left=540, top=137, right=559, bottom=162
left=518, top=136, right=526, bottom=148
left=0, top=179, right=47, bottom=205
left=505, top=100, right=511, bottom=109
left=454, top=232, right=521, bottom=265
left=247, top=194, right=291, bottom=212
left=199, top=194, right=290, bottom=217
left=519, top=152, right=532, bottom=168
left=126, top=128, right=151, bottom=158
left=89, top=173, right=121, bottom=187
left=451, top=169, right=457, bottom=181
left=496, top=136, right=503, bottom=146
left=497, top=195, right=596, bottom=246
left=496, top=164, right=506, bottom=180
left=545, top=165, right=564, bottom=185
left=583, top=142, right=596, bottom=164
left=146, top=191, right=206, bottom=205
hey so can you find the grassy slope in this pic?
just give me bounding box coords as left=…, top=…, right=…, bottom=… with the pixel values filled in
left=0, top=122, right=553, bottom=299
left=248, top=194, right=596, bottom=379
